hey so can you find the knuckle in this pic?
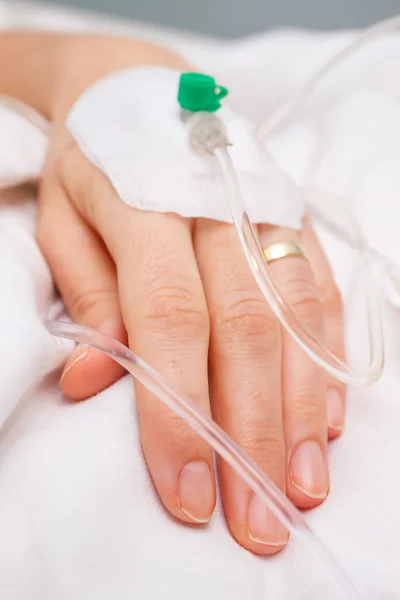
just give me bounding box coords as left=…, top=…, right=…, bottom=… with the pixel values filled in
left=240, top=429, right=285, bottom=473
left=166, top=420, right=207, bottom=458
left=158, top=411, right=196, bottom=445
left=144, top=283, right=209, bottom=339
left=319, top=280, right=343, bottom=316
left=70, top=288, right=116, bottom=320
left=144, top=409, right=207, bottom=460
left=283, top=274, right=322, bottom=326
left=216, top=296, right=279, bottom=347
left=288, top=391, right=326, bottom=428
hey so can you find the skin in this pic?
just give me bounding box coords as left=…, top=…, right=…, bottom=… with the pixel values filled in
left=0, top=32, right=346, bottom=554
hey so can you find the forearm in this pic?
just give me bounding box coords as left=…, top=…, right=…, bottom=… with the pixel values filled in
left=0, top=31, right=192, bottom=121
left=0, top=31, right=64, bottom=116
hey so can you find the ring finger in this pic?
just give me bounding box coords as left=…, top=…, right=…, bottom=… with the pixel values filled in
left=258, top=224, right=330, bottom=509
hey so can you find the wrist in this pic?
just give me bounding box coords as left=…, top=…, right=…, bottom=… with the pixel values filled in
left=0, top=31, right=69, bottom=117
left=52, top=34, right=194, bottom=122
left=0, top=31, right=193, bottom=124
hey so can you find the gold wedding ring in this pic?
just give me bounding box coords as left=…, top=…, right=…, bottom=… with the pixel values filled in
left=262, top=242, right=308, bottom=264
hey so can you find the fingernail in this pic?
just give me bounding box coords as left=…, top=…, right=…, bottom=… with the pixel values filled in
left=247, top=494, right=289, bottom=546
left=60, top=317, right=122, bottom=385
left=177, top=461, right=215, bottom=523
left=290, top=441, right=329, bottom=499
left=327, top=388, right=344, bottom=433
left=61, top=344, right=89, bottom=383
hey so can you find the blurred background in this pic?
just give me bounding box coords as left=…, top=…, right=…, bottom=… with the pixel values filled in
left=38, top=0, right=400, bottom=37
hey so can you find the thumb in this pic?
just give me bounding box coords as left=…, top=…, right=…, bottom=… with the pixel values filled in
left=38, top=178, right=127, bottom=400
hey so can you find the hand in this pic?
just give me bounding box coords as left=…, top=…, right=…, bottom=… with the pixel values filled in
left=36, top=35, right=345, bottom=554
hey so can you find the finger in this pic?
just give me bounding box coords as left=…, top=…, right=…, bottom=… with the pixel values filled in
left=38, top=178, right=126, bottom=400
left=259, top=225, right=329, bottom=509
left=57, top=144, right=216, bottom=524
left=109, top=211, right=216, bottom=524
left=195, top=219, right=287, bottom=555
left=302, top=216, right=346, bottom=439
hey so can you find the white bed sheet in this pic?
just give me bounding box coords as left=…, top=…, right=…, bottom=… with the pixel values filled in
left=1, top=2, right=400, bottom=599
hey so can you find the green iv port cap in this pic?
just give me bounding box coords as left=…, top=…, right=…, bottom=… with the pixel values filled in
left=178, top=72, right=229, bottom=112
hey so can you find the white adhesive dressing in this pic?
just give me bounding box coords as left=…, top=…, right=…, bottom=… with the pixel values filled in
left=66, top=67, right=305, bottom=229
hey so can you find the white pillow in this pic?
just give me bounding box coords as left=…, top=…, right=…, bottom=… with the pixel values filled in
left=0, top=97, right=48, bottom=189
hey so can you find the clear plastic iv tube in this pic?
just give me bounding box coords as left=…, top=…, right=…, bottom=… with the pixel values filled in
left=258, top=15, right=400, bottom=141
left=252, top=14, right=400, bottom=380
left=46, top=318, right=364, bottom=600
left=305, top=186, right=400, bottom=311
left=212, top=145, right=383, bottom=385
left=185, top=111, right=383, bottom=386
